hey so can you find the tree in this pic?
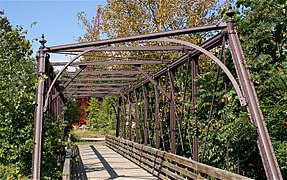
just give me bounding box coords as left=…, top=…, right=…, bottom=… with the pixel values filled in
left=0, top=10, right=35, bottom=178
left=85, top=97, right=117, bottom=134
left=0, top=11, right=68, bottom=179
left=102, top=0, right=220, bottom=37
left=235, top=0, right=287, bottom=177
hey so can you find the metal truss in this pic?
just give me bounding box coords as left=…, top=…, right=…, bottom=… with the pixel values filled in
left=32, top=7, right=282, bottom=180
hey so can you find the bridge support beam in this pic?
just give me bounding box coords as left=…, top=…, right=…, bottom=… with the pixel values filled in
left=32, top=35, right=46, bottom=180
left=134, top=90, right=140, bottom=143
left=226, top=7, right=282, bottom=180
left=122, top=98, right=126, bottom=139
left=116, top=97, right=121, bottom=137
left=143, top=85, right=149, bottom=145
left=128, top=93, right=132, bottom=141
left=154, top=80, right=160, bottom=149
left=192, top=58, right=198, bottom=162
left=168, top=69, right=176, bottom=154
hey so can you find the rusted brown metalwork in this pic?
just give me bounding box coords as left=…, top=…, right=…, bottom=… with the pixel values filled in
left=32, top=34, right=46, bottom=179
left=59, top=77, right=140, bottom=82
left=58, top=45, right=189, bottom=52
left=51, top=60, right=172, bottom=66
left=122, top=98, right=127, bottom=139
left=63, top=70, right=155, bottom=75
left=33, top=8, right=282, bottom=179
left=116, top=97, right=121, bottom=137
left=154, top=81, right=160, bottom=149
left=143, top=85, right=148, bottom=145
left=191, top=58, right=198, bottom=162
left=45, top=24, right=227, bottom=52
left=226, top=7, right=282, bottom=180
left=168, top=69, right=176, bottom=154
left=128, top=93, right=132, bottom=141
left=134, top=90, right=140, bottom=143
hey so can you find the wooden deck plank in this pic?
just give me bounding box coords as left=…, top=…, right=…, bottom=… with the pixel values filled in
left=74, top=144, right=158, bottom=180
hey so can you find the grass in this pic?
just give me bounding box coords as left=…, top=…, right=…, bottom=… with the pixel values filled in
left=70, top=128, right=115, bottom=138
left=73, top=141, right=106, bottom=146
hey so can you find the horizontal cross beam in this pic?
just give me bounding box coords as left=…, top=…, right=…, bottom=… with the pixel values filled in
left=59, top=46, right=189, bottom=52
left=45, top=23, right=227, bottom=52
left=59, top=77, right=140, bottom=82
left=64, top=91, right=114, bottom=94
left=66, top=83, right=130, bottom=87
left=65, top=87, right=122, bottom=91
left=51, top=60, right=171, bottom=66
left=64, top=94, right=108, bottom=98
left=62, top=70, right=154, bottom=75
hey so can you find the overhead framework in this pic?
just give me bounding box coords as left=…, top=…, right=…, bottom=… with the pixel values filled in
left=32, top=7, right=283, bottom=180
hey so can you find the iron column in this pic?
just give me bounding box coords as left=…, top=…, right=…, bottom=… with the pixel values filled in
left=32, top=35, right=47, bottom=179
left=226, top=6, right=282, bottom=180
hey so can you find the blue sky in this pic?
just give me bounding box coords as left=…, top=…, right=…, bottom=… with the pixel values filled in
left=0, top=0, right=106, bottom=62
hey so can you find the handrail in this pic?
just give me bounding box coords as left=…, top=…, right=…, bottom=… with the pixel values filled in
left=62, top=153, right=71, bottom=180
left=105, top=135, right=253, bottom=180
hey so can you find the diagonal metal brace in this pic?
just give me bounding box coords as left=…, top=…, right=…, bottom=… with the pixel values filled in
left=52, top=65, right=87, bottom=101
left=134, top=66, right=171, bottom=100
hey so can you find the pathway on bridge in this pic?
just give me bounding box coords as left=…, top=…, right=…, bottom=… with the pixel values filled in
left=74, top=144, right=158, bottom=180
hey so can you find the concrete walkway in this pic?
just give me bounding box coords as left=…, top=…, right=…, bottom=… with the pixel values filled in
left=74, top=144, right=158, bottom=180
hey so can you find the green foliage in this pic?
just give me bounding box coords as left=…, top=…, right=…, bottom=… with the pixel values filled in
left=0, top=164, right=28, bottom=180
left=0, top=11, right=35, bottom=177
left=235, top=0, right=287, bottom=177
left=41, top=116, right=64, bottom=179
left=0, top=11, right=71, bottom=179
left=64, top=99, right=81, bottom=133
left=85, top=97, right=117, bottom=134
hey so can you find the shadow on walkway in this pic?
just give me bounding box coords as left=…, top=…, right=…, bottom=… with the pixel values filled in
left=73, top=146, right=88, bottom=180
left=90, top=145, right=120, bottom=179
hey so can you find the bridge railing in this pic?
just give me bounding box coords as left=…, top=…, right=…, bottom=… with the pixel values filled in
left=106, top=135, right=252, bottom=180
left=62, top=154, right=71, bottom=180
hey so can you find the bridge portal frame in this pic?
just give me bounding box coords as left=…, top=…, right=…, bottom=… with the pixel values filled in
left=32, top=7, right=282, bottom=180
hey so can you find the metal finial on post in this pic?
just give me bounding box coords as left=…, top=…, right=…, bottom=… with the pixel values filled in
left=39, top=34, right=47, bottom=49
left=225, top=4, right=235, bottom=19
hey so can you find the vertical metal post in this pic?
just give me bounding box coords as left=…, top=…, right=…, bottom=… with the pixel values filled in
left=168, top=69, right=176, bottom=154
left=192, top=58, right=198, bottom=161
left=32, top=35, right=46, bottom=179
left=128, top=93, right=132, bottom=141
left=116, top=97, right=122, bottom=137
left=122, top=98, right=126, bottom=139
left=143, top=85, right=148, bottom=145
left=154, top=82, right=160, bottom=149
left=226, top=7, right=282, bottom=180
left=134, top=90, right=140, bottom=143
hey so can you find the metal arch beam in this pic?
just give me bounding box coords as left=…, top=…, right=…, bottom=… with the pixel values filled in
left=126, top=33, right=223, bottom=94
left=148, top=38, right=247, bottom=106
left=43, top=48, right=95, bottom=112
